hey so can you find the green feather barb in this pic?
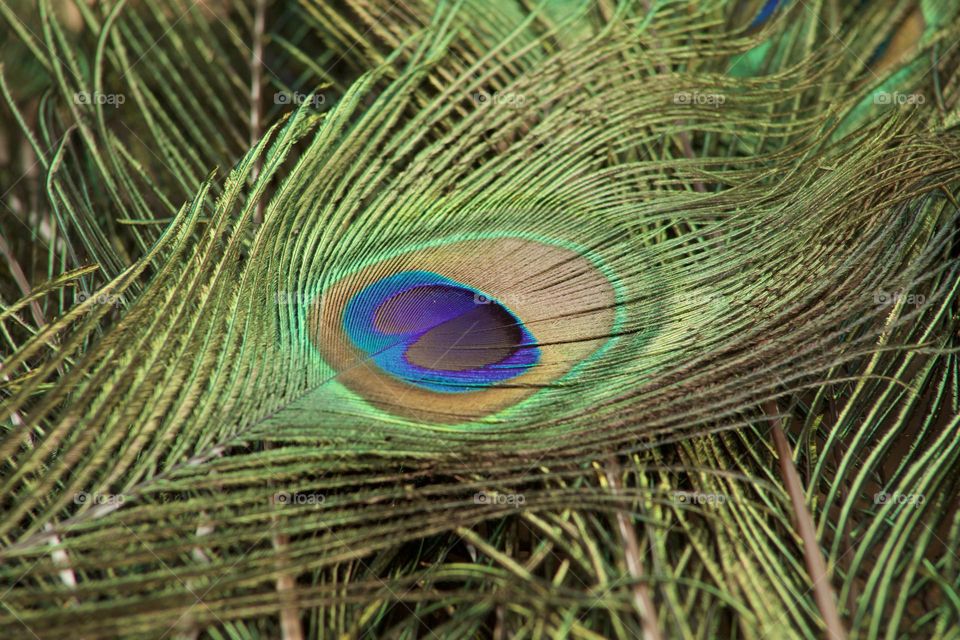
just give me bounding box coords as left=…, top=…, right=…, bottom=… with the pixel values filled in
left=2, top=0, right=960, bottom=638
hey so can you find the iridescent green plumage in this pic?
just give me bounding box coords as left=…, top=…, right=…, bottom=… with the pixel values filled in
left=2, top=1, right=960, bottom=638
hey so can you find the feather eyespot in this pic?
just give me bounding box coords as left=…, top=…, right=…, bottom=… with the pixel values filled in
left=310, top=237, right=617, bottom=422
left=341, top=271, right=541, bottom=393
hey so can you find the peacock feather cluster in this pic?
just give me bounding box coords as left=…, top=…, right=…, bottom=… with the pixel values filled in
left=2, top=0, right=960, bottom=638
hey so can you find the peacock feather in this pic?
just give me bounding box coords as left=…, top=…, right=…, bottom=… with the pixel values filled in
left=2, top=0, right=960, bottom=638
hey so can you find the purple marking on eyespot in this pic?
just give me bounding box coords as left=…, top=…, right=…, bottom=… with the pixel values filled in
left=342, top=271, right=540, bottom=393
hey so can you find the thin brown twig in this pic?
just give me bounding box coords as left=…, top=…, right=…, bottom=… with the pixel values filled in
left=0, top=232, right=45, bottom=327
left=266, top=440, right=304, bottom=640
left=250, top=0, right=267, bottom=227
left=605, top=458, right=663, bottom=640
left=270, top=523, right=305, bottom=640
left=0, top=231, right=46, bottom=434
left=43, top=524, right=78, bottom=592
left=765, top=400, right=847, bottom=640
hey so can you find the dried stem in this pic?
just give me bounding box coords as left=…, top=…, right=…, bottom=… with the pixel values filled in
left=765, top=400, right=847, bottom=640
left=605, top=458, right=663, bottom=640
left=250, top=0, right=266, bottom=226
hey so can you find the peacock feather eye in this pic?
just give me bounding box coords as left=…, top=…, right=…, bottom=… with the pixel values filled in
left=341, top=271, right=540, bottom=393
left=311, top=237, right=617, bottom=422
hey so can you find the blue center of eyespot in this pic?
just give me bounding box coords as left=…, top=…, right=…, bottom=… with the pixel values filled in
left=342, top=271, right=540, bottom=393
